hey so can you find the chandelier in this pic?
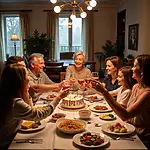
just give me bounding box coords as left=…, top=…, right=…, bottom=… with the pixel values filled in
left=50, top=0, right=97, bottom=19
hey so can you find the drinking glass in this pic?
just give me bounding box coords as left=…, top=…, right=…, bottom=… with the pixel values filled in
left=91, top=72, right=99, bottom=81
left=78, top=79, right=85, bottom=91
left=61, top=80, right=71, bottom=90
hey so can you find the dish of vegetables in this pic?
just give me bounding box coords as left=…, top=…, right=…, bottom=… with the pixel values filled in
left=73, top=132, right=109, bottom=148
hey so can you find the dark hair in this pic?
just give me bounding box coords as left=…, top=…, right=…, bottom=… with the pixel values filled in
left=0, top=64, right=28, bottom=124
left=5, top=56, right=24, bottom=67
left=135, top=54, right=150, bottom=86
left=105, top=56, right=121, bottom=69
left=105, top=56, right=121, bottom=78
left=119, top=66, right=136, bottom=89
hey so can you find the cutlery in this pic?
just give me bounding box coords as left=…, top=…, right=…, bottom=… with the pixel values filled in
left=111, top=136, right=136, bottom=141
left=14, top=139, right=43, bottom=144
left=93, top=114, right=99, bottom=116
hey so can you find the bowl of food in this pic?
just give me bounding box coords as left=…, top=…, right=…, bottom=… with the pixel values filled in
left=56, top=118, right=86, bottom=134
left=52, top=113, right=66, bottom=121
left=79, top=110, right=91, bottom=119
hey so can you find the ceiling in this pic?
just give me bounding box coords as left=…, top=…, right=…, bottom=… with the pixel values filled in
left=0, top=0, right=111, bottom=3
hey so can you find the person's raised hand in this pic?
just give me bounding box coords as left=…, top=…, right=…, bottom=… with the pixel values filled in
left=90, top=79, right=106, bottom=94
left=58, top=88, right=70, bottom=99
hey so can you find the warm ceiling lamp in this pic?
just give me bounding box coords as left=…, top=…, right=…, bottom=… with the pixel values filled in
left=50, top=0, right=97, bottom=19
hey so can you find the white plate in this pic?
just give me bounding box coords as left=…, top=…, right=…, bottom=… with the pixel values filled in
left=51, top=113, right=66, bottom=121
left=19, top=120, right=46, bottom=132
left=56, top=118, right=86, bottom=134
left=89, top=104, right=112, bottom=113
left=73, top=132, right=109, bottom=148
left=84, top=94, right=104, bottom=102
left=101, top=122, right=135, bottom=135
left=40, top=92, right=58, bottom=101
left=99, top=113, right=116, bottom=120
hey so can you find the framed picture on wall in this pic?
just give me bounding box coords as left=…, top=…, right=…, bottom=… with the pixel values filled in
left=128, top=24, right=139, bottom=50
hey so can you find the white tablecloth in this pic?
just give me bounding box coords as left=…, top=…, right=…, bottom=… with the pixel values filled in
left=9, top=93, right=147, bottom=150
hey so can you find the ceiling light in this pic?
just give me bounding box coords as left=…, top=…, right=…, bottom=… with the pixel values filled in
left=50, top=0, right=97, bottom=19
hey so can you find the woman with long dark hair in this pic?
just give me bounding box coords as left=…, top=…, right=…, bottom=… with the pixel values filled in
left=0, top=64, right=69, bottom=149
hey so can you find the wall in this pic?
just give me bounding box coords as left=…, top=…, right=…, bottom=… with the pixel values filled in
left=117, top=0, right=150, bottom=57
left=0, top=2, right=117, bottom=72
left=94, top=4, right=117, bottom=71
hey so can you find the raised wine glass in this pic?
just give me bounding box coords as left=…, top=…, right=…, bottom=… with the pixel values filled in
left=91, top=72, right=99, bottom=81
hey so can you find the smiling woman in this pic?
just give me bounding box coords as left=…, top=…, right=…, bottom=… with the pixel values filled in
left=103, top=56, right=121, bottom=91
left=65, top=51, right=92, bottom=80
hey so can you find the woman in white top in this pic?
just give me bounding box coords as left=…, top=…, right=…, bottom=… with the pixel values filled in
left=110, top=66, right=136, bottom=108
left=0, top=64, right=69, bottom=149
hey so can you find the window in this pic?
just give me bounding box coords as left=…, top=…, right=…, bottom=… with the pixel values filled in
left=59, top=16, right=82, bottom=53
left=1, top=14, right=22, bottom=60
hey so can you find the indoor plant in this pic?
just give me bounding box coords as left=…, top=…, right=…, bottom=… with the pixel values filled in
left=24, top=29, right=54, bottom=60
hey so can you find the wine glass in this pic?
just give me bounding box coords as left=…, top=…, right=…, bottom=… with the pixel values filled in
left=91, top=72, right=99, bottom=81
left=78, top=79, right=85, bottom=91
left=61, top=80, right=71, bottom=90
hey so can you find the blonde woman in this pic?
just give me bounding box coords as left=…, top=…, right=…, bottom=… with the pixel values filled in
left=66, top=51, right=92, bottom=80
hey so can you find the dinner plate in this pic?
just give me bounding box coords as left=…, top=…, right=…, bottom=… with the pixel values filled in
left=101, top=122, right=135, bottom=135
left=40, top=92, right=58, bottom=101
left=99, top=113, right=116, bottom=120
left=84, top=94, right=104, bottom=102
left=73, top=132, right=109, bottom=148
left=19, top=120, right=46, bottom=132
left=56, top=118, right=86, bottom=134
left=89, top=104, right=112, bottom=113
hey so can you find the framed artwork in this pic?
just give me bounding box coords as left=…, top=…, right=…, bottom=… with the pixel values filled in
left=128, top=24, right=139, bottom=50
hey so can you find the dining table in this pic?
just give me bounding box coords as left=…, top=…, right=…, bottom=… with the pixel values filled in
left=9, top=91, right=147, bottom=150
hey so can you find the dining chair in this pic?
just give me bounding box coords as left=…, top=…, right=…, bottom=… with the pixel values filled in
left=60, top=72, right=66, bottom=81
left=45, top=62, right=64, bottom=82
left=60, top=52, right=74, bottom=60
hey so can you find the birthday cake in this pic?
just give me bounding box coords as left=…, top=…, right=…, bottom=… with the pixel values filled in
left=61, top=94, right=85, bottom=109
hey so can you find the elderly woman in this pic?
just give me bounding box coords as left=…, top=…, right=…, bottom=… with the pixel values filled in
left=91, top=54, right=150, bottom=149
left=102, top=56, right=121, bottom=91
left=0, top=64, right=69, bottom=149
left=65, top=51, right=92, bottom=80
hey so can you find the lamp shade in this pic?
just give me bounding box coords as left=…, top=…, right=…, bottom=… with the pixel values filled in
left=11, top=34, right=19, bottom=41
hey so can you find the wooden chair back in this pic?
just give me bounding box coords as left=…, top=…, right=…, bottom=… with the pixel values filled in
left=60, top=52, right=74, bottom=60
left=60, top=72, right=66, bottom=81
left=45, top=62, right=64, bottom=82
